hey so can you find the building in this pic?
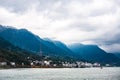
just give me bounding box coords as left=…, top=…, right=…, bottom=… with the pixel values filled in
left=0, top=62, right=7, bottom=66
left=10, top=62, right=16, bottom=66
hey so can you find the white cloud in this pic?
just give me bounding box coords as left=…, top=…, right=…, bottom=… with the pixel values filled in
left=0, top=0, right=120, bottom=53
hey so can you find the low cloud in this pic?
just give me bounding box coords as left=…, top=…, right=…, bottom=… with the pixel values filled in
left=0, top=0, right=120, bottom=53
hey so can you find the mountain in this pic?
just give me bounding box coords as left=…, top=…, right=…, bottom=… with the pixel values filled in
left=42, top=39, right=82, bottom=61
left=0, top=25, right=119, bottom=65
left=0, top=25, right=45, bottom=52
left=114, top=53, right=120, bottom=59
left=0, top=25, right=59, bottom=55
left=68, top=43, right=120, bottom=65
left=53, top=41, right=83, bottom=60
left=53, top=41, right=73, bottom=53
left=0, top=25, right=79, bottom=61
left=0, top=36, right=40, bottom=65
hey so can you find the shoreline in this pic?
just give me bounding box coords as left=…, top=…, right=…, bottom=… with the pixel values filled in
left=0, top=66, right=120, bottom=70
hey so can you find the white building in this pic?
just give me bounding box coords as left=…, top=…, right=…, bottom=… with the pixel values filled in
left=44, top=60, right=51, bottom=66
left=10, top=62, right=16, bottom=66
left=105, top=64, right=110, bottom=67
left=0, top=62, right=7, bottom=66
left=30, top=62, right=34, bottom=66
left=93, top=63, right=100, bottom=67
left=84, top=62, right=93, bottom=67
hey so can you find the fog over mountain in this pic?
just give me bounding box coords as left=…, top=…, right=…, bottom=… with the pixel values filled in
left=0, top=0, right=120, bottom=53
left=0, top=25, right=120, bottom=65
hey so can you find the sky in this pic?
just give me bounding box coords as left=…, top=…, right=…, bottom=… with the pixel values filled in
left=0, top=0, right=120, bottom=53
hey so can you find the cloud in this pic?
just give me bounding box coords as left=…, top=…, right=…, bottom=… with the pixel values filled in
left=0, top=0, right=120, bottom=53
left=0, top=0, right=39, bottom=12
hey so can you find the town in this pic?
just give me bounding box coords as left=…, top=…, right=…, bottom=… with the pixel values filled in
left=0, top=56, right=110, bottom=68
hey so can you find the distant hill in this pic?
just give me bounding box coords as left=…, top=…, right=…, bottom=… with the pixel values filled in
left=53, top=41, right=83, bottom=60
left=0, top=25, right=45, bottom=52
left=0, top=25, right=60, bottom=55
left=0, top=25, right=79, bottom=61
left=114, top=53, right=120, bottom=59
left=43, top=39, right=82, bottom=61
left=0, top=25, right=119, bottom=66
left=0, top=36, right=40, bottom=65
left=68, top=43, right=120, bottom=65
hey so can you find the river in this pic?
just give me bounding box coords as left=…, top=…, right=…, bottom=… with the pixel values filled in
left=0, top=67, right=120, bottom=80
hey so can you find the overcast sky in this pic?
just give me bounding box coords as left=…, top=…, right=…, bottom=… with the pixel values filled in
left=0, top=0, right=120, bottom=53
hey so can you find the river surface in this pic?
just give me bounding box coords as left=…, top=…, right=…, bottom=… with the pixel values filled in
left=0, top=67, right=120, bottom=80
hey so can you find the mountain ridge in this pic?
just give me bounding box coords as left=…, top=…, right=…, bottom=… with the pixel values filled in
left=0, top=25, right=120, bottom=66
left=0, top=36, right=40, bottom=65
left=68, top=43, right=120, bottom=65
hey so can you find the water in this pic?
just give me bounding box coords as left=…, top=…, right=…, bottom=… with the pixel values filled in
left=0, top=67, right=120, bottom=80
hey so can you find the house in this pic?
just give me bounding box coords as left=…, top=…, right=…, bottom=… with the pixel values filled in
left=0, top=62, right=7, bottom=66
left=10, top=62, right=16, bottom=66
left=44, top=60, right=51, bottom=66
left=93, top=63, right=100, bottom=67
